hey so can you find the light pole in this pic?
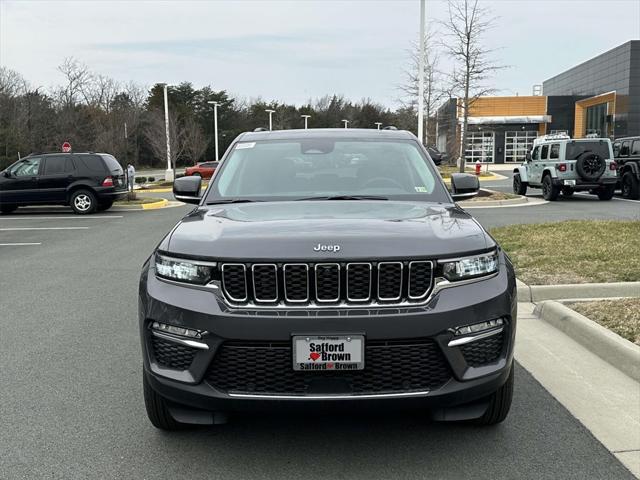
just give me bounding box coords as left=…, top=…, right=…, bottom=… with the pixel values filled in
left=341, top=119, right=349, bottom=129
left=301, top=115, right=311, bottom=129
left=265, top=109, right=276, bottom=131
left=207, top=101, right=220, bottom=161
left=159, top=83, right=173, bottom=182
left=375, top=122, right=382, bottom=130
left=417, top=0, right=426, bottom=145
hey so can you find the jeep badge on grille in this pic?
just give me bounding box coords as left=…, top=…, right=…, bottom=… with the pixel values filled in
left=313, top=243, right=341, bottom=252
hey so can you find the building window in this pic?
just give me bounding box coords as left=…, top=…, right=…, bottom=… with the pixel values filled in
left=586, top=103, right=608, bottom=137
left=465, top=132, right=494, bottom=163
left=504, top=131, right=538, bottom=163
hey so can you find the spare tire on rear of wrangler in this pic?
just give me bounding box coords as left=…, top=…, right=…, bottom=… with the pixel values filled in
left=576, top=153, right=606, bottom=181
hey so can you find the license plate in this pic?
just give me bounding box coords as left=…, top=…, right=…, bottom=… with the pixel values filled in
left=563, top=179, right=576, bottom=186
left=292, top=335, right=364, bottom=371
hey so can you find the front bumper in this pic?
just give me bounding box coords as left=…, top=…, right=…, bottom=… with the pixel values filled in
left=138, top=253, right=517, bottom=415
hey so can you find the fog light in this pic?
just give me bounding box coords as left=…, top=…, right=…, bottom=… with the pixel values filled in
left=151, top=321, right=206, bottom=339
left=454, top=318, right=503, bottom=336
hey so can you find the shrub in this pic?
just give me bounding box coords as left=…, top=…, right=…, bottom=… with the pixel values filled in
left=147, top=176, right=156, bottom=182
left=135, top=176, right=147, bottom=184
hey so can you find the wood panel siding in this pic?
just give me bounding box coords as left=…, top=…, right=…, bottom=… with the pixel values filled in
left=464, top=96, right=547, bottom=117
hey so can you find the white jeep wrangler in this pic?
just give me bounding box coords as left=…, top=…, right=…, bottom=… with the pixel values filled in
left=513, top=134, right=618, bottom=201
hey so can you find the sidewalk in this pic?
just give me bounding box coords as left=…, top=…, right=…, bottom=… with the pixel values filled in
left=515, top=302, right=640, bottom=477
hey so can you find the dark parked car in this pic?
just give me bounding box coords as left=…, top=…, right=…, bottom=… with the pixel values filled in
left=0, top=152, right=127, bottom=214
left=613, top=136, right=640, bottom=199
left=426, top=146, right=446, bottom=165
left=140, top=129, right=516, bottom=430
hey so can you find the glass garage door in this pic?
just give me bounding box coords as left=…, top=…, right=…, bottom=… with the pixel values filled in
left=465, top=132, right=495, bottom=163
left=505, top=131, right=538, bottom=163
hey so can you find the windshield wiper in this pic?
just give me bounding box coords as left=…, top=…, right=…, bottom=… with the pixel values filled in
left=205, top=199, right=262, bottom=205
left=296, top=195, right=388, bottom=201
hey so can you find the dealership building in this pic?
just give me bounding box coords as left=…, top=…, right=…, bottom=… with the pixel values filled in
left=436, top=40, right=639, bottom=164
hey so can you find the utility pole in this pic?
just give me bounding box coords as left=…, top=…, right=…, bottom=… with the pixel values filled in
left=417, top=0, right=426, bottom=145
left=207, top=101, right=220, bottom=161
left=301, top=115, right=311, bottom=129
left=160, top=84, right=173, bottom=182
left=265, top=109, right=276, bottom=130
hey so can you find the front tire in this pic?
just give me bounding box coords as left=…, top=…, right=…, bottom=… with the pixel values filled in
left=621, top=172, right=640, bottom=200
left=70, top=189, right=97, bottom=214
left=542, top=175, right=560, bottom=201
left=597, top=185, right=615, bottom=201
left=475, top=366, right=514, bottom=426
left=0, top=204, right=18, bottom=214
left=143, top=372, right=183, bottom=431
left=513, top=174, right=527, bottom=195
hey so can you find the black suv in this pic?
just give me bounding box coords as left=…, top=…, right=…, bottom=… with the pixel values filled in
left=0, top=153, right=127, bottom=214
left=139, top=129, right=516, bottom=430
left=613, top=136, right=640, bottom=199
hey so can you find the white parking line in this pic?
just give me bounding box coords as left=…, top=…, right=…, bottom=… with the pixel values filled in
left=0, top=242, right=42, bottom=246
left=0, top=215, right=123, bottom=220
left=0, top=227, right=89, bottom=231
left=574, top=193, right=640, bottom=203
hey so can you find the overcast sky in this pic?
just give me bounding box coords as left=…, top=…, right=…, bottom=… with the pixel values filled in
left=1, top=0, right=639, bottom=106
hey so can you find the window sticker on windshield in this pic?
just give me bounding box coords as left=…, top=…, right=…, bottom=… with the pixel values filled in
left=236, top=142, right=255, bottom=150
left=415, top=186, right=427, bottom=192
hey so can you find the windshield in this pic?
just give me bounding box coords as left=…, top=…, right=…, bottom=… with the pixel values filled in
left=566, top=141, right=611, bottom=160
left=206, top=138, right=449, bottom=203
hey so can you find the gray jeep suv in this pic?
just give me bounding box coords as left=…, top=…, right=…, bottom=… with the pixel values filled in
left=139, top=129, right=516, bottom=430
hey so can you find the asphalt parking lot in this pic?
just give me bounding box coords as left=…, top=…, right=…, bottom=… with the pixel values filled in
left=1, top=201, right=636, bottom=479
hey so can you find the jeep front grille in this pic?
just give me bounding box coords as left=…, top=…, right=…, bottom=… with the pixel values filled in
left=219, top=260, right=433, bottom=307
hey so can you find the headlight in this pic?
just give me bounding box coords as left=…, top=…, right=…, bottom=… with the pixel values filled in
left=441, top=250, right=499, bottom=281
left=154, top=253, right=215, bottom=284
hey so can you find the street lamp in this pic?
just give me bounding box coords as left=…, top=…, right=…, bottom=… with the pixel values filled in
left=301, top=115, right=311, bottom=129
left=417, top=0, right=426, bottom=145
left=342, top=119, right=349, bottom=129
left=158, top=83, right=173, bottom=182
left=265, top=109, right=276, bottom=131
left=375, top=122, right=383, bottom=130
left=207, top=101, right=220, bottom=161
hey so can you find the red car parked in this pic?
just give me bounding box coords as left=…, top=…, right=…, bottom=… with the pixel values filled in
left=184, top=161, right=219, bottom=179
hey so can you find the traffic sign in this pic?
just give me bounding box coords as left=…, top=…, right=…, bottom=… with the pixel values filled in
left=62, top=141, right=72, bottom=153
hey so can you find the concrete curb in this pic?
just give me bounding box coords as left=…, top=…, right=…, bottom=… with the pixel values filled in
left=459, top=189, right=528, bottom=207
left=113, top=198, right=172, bottom=210
left=534, top=300, right=640, bottom=382
left=523, top=281, right=640, bottom=302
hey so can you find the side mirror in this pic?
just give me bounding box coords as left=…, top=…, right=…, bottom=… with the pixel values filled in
left=173, top=176, right=202, bottom=204
left=525, top=152, right=532, bottom=162
left=450, top=173, right=480, bottom=201
left=2, top=170, right=10, bottom=178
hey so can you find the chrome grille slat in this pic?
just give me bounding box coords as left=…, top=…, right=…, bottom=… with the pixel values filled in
left=283, top=264, right=309, bottom=303
left=315, top=263, right=341, bottom=303
left=252, top=264, right=278, bottom=303
left=377, top=262, right=403, bottom=301
left=408, top=261, right=433, bottom=300
left=219, top=260, right=433, bottom=308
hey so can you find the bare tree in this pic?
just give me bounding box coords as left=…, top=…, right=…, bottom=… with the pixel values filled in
left=182, top=117, right=208, bottom=164
left=143, top=109, right=185, bottom=168
left=399, top=30, right=446, bottom=146
left=57, top=57, right=92, bottom=108
left=440, top=0, right=504, bottom=172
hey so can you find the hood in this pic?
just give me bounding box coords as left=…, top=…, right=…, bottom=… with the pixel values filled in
left=165, top=201, right=492, bottom=260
